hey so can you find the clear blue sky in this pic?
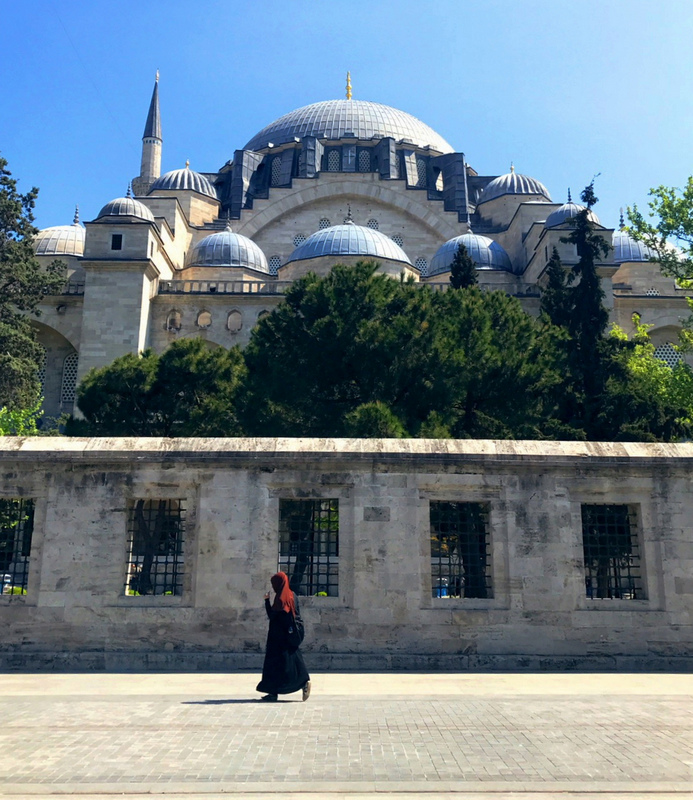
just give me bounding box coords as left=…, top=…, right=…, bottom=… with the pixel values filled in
left=2, top=0, right=692, bottom=231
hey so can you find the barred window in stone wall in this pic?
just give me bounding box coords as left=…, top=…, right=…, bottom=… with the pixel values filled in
left=430, top=501, right=492, bottom=599
left=60, top=352, right=79, bottom=406
left=268, top=255, right=281, bottom=275
left=0, top=498, right=34, bottom=595
left=653, top=343, right=682, bottom=368
left=270, top=156, right=282, bottom=187
left=581, top=504, right=643, bottom=600
left=327, top=150, right=340, bottom=172
left=646, top=287, right=660, bottom=297
left=367, top=219, right=379, bottom=230
left=358, top=149, right=371, bottom=172
left=391, top=235, right=404, bottom=247
left=319, top=218, right=330, bottom=229
left=36, top=345, right=47, bottom=395
left=416, top=156, right=427, bottom=188
left=279, top=499, right=339, bottom=596
left=293, top=234, right=306, bottom=247
left=415, top=257, right=428, bottom=275
left=125, top=499, right=186, bottom=596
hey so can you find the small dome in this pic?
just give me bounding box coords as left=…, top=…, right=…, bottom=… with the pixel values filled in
left=96, top=196, right=155, bottom=222
left=545, top=201, right=600, bottom=229
left=149, top=166, right=218, bottom=200
left=34, top=219, right=85, bottom=257
left=613, top=229, right=654, bottom=263
left=187, top=227, right=269, bottom=273
left=285, top=221, right=412, bottom=266
left=429, top=233, right=512, bottom=276
left=478, top=169, right=551, bottom=204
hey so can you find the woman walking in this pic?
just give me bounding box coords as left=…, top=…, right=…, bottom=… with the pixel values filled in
left=256, top=571, right=311, bottom=702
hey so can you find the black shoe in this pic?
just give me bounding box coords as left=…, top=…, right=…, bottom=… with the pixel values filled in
left=260, top=693, right=278, bottom=702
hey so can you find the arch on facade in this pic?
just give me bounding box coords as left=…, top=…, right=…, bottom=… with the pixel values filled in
left=31, top=321, right=79, bottom=419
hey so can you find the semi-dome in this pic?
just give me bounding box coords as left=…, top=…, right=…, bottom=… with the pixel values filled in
left=187, top=227, right=269, bottom=273
left=96, top=195, right=155, bottom=222
left=244, top=99, right=453, bottom=154
left=545, top=199, right=600, bottom=229
left=613, top=228, right=654, bottom=263
left=285, top=221, right=413, bottom=266
left=149, top=165, right=218, bottom=199
left=478, top=168, right=551, bottom=204
left=34, top=213, right=85, bottom=257
left=429, top=233, right=512, bottom=276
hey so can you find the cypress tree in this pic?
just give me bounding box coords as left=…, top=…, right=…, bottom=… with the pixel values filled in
left=540, top=247, right=573, bottom=329
left=449, top=243, right=477, bottom=290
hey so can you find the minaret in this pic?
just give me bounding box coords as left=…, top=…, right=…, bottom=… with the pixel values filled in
left=132, top=72, right=162, bottom=196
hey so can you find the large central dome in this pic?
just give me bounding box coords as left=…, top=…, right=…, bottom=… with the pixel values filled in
left=244, top=100, right=453, bottom=153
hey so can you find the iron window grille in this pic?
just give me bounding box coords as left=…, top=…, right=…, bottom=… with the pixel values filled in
left=358, top=149, right=371, bottom=172
left=430, top=501, right=492, bottom=599
left=60, top=352, right=79, bottom=406
left=270, top=156, right=282, bottom=187
left=268, top=255, right=281, bottom=275
left=125, top=499, right=186, bottom=596
left=318, top=218, right=331, bottom=229
left=279, top=499, right=338, bottom=597
left=582, top=504, right=643, bottom=600
left=367, top=218, right=379, bottom=230
left=416, top=156, right=428, bottom=188
left=327, top=150, right=341, bottom=172
left=0, top=498, right=34, bottom=596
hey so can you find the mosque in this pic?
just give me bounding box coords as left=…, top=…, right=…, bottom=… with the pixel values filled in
left=32, top=74, right=688, bottom=420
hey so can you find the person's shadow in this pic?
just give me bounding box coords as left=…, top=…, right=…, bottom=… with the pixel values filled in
left=182, top=699, right=262, bottom=705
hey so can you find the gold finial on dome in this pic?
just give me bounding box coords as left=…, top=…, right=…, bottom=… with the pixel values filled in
left=510, top=162, right=515, bottom=173
left=185, top=159, right=190, bottom=168
left=73, top=205, right=80, bottom=225
left=346, top=71, right=352, bottom=100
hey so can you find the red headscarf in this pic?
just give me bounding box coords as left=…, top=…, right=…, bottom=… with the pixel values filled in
left=271, top=571, right=296, bottom=616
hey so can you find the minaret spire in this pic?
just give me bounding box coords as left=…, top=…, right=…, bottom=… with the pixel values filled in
left=346, top=71, right=352, bottom=100
left=132, top=71, right=162, bottom=196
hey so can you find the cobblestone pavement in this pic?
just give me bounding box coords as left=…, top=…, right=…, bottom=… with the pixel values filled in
left=0, top=673, right=691, bottom=798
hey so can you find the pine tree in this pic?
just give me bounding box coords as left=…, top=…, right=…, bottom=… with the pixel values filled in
left=540, top=247, right=573, bottom=329
left=449, top=243, right=477, bottom=290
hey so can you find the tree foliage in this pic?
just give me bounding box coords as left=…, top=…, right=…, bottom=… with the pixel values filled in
left=449, top=242, right=477, bottom=290
left=73, top=338, right=246, bottom=436
left=0, top=155, right=65, bottom=411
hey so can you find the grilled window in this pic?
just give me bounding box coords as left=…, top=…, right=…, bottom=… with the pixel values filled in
left=391, top=234, right=404, bottom=247
left=37, top=345, right=47, bottom=395
left=653, top=343, right=681, bottom=368
left=319, top=218, right=330, bottom=229
left=327, top=150, right=340, bottom=171
left=125, top=499, right=186, bottom=596
left=367, top=218, right=379, bottom=230
left=293, top=234, right=306, bottom=247
left=415, top=257, right=428, bottom=275
left=268, top=255, right=281, bottom=274
left=270, top=156, right=282, bottom=187
left=0, top=498, right=34, bottom=596
left=60, top=352, right=79, bottom=406
left=279, top=499, right=338, bottom=597
left=582, top=504, right=643, bottom=600
left=430, top=501, right=492, bottom=599
left=416, top=156, right=427, bottom=188
left=358, top=149, right=371, bottom=172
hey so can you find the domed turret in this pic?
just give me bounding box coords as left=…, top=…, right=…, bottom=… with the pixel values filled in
left=477, top=166, right=551, bottom=204
left=149, top=163, right=217, bottom=199
left=285, top=219, right=412, bottom=267
left=429, top=233, right=512, bottom=277
left=545, top=191, right=600, bottom=229
left=34, top=207, right=85, bottom=256
left=612, top=213, right=654, bottom=262
left=96, top=188, right=155, bottom=222
left=187, top=226, right=269, bottom=273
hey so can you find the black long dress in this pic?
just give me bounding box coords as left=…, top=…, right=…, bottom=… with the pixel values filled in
left=256, top=596, right=310, bottom=696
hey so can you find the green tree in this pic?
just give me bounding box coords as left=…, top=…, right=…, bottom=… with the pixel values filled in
left=73, top=338, right=246, bottom=436
left=540, top=247, right=574, bottom=329
left=0, top=156, right=65, bottom=411
left=449, top=242, right=477, bottom=290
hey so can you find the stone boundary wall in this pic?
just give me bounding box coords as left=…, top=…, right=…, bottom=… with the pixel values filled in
left=0, top=437, right=692, bottom=671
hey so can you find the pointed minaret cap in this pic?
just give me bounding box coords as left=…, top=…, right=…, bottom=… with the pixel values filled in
left=73, top=205, right=80, bottom=225
left=143, top=71, right=162, bottom=141
left=619, top=207, right=625, bottom=229
left=567, top=188, right=572, bottom=203
left=126, top=182, right=133, bottom=198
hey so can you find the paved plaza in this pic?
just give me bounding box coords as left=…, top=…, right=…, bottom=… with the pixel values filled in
left=0, top=672, right=691, bottom=799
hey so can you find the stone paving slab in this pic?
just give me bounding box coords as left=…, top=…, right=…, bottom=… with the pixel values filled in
left=0, top=673, right=691, bottom=797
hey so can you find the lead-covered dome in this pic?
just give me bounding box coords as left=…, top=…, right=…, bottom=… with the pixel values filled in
left=96, top=195, right=155, bottom=222
left=149, top=165, right=218, bottom=199
left=285, top=221, right=413, bottom=266
left=613, top=229, right=654, bottom=262
left=545, top=200, right=600, bottom=229
left=244, top=100, right=453, bottom=153
left=478, top=169, right=551, bottom=204
left=34, top=217, right=85, bottom=257
left=187, top=227, right=269, bottom=273
left=429, top=233, right=512, bottom=276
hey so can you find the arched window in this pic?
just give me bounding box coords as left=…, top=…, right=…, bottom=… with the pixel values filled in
left=227, top=310, right=243, bottom=333
left=416, top=156, right=427, bottom=188
left=367, top=219, right=379, bottom=230
left=435, top=170, right=444, bottom=192
left=327, top=150, right=340, bottom=171
left=60, top=352, right=79, bottom=406
left=166, top=310, right=181, bottom=332
left=36, top=345, right=47, bottom=395
left=415, top=257, right=428, bottom=275
left=653, top=343, right=682, bottom=368
left=391, top=234, right=404, bottom=247
left=197, top=311, right=212, bottom=329
left=270, top=156, right=282, bottom=187
left=358, top=149, right=371, bottom=172
left=293, top=234, right=306, bottom=247
left=268, top=255, right=281, bottom=275
left=319, top=218, right=330, bottom=229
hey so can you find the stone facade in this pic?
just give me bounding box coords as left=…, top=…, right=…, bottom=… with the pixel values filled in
left=0, top=437, right=691, bottom=671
